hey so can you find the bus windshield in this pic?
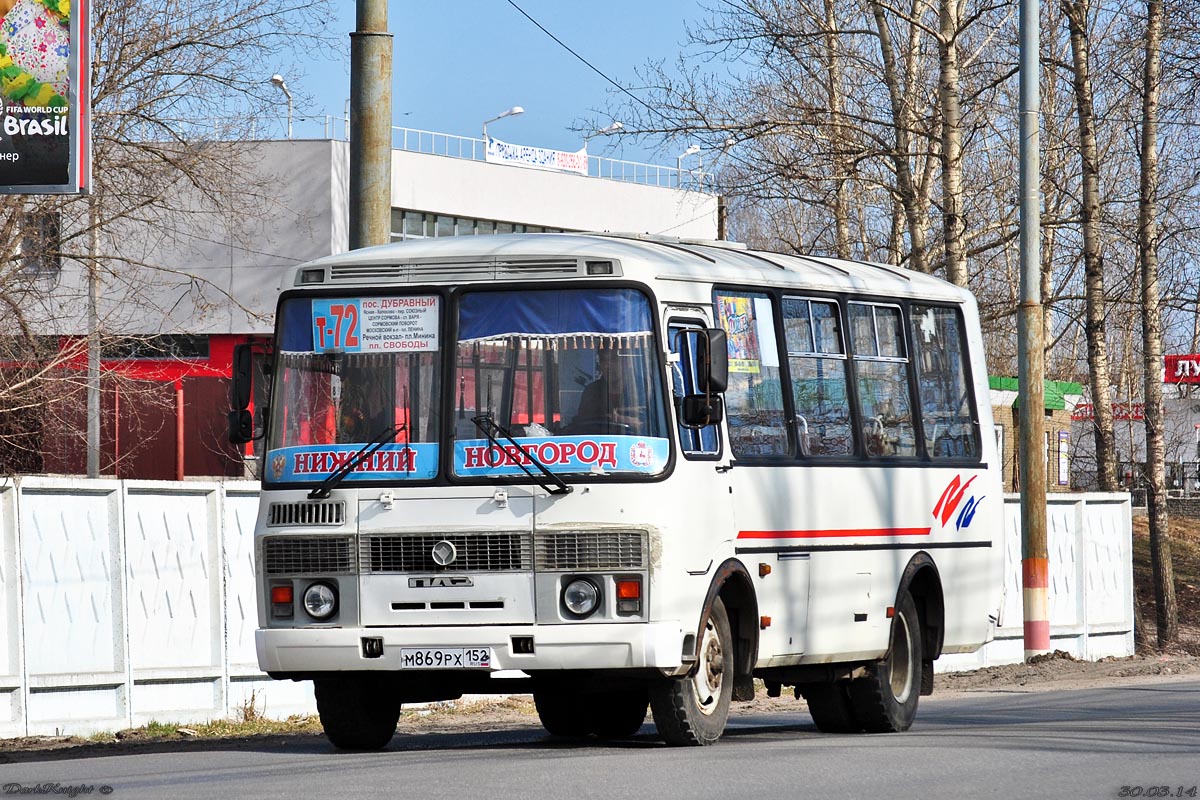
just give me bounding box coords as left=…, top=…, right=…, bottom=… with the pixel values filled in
left=452, top=287, right=671, bottom=478
left=264, top=294, right=442, bottom=484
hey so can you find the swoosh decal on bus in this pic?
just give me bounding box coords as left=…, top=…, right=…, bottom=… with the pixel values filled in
left=737, top=527, right=932, bottom=539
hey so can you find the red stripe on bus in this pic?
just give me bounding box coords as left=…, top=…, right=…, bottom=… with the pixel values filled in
left=737, top=527, right=932, bottom=540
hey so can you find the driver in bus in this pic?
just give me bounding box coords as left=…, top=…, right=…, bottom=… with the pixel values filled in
left=574, top=346, right=642, bottom=433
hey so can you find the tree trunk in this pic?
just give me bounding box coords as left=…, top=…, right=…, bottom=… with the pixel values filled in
left=824, top=0, right=852, bottom=260
left=1063, top=0, right=1119, bottom=491
left=870, top=0, right=929, bottom=273
left=1138, top=0, right=1177, bottom=649
left=938, top=0, right=967, bottom=286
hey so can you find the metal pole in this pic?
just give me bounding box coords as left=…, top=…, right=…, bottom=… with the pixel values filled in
left=86, top=197, right=100, bottom=478
left=349, top=0, right=393, bottom=250
left=1018, top=0, right=1049, bottom=660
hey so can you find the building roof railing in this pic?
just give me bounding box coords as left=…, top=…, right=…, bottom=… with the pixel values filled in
left=239, top=115, right=708, bottom=190
left=390, top=126, right=704, bottom=190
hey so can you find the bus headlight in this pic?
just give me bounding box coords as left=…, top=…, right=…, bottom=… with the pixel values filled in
left=562, top=577, right=601, bottom=618
left=303, top=581, right=338, bottom=620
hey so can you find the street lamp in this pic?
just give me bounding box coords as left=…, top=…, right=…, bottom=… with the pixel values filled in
left=482, top=106, right=524, bottom=140
left=585, top=121, right=624, bottom=145
left=677, top=144, right=701, bottom=187
left=270, top=74, right=293, bottom=140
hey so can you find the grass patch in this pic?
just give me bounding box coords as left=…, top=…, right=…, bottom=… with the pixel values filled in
left=1133, top=514, right=1200, bottom=632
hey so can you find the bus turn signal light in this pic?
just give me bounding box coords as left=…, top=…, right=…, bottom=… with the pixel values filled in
left=616, top=578, right=641, bottom=613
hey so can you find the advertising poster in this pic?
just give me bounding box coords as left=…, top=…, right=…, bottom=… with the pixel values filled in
left=718, top=295, right=761, bottom=374
left=0, top=0, right=90, bottom=194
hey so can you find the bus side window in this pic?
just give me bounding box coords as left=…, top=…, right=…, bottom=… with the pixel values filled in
left=782, top=297, right=852, bottom=457
left=713, top=292, right=789, bottom=458
left=849, top=302, right=917, bottom=458
left=911, top=305, right=979, bottom=459
left=669, top=321, right=719, bottom=456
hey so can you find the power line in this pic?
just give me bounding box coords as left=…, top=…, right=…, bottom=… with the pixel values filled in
left=505, top=0, right=655, bottom=114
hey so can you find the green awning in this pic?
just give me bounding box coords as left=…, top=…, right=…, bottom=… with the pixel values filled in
left=989, top=376, right=1083, bottom=410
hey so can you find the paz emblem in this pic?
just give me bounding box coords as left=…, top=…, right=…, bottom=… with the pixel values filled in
left=431, top=540, right=457, bottom=567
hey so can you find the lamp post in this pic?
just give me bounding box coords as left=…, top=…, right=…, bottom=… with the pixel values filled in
left=585, top=121, right=623, bottom=145
left=482, top=106, right=524, bottom=140
left=677, top=144, right=701, bottom=187
left=270, top=74, right=292, bottom=139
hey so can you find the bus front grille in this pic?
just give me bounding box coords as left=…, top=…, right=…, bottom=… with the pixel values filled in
left=361, top=533, right=532, bottom=573
left=267, top=501, right=346, bottom=527
left=263, top=536, right=355, bottom=575
left=535, top=530, right=646, bottom=571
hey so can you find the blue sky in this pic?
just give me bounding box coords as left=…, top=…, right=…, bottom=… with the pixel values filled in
left=282, top=0, right=702, bottom=166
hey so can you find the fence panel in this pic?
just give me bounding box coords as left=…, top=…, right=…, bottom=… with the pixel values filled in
left=1, top=481, right=1133, bottom=735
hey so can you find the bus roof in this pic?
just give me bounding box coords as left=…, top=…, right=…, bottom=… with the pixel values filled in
left=290, top=233, right=971, bottom=303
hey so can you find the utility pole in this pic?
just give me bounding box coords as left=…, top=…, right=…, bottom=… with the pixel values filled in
left=1018, top=0, right=1049, bottom=660
left=349, top=0, right=393, bottom=250
left=86, top=195, right=100, bottom=478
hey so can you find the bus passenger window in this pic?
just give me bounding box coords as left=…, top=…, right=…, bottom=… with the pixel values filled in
left=911, top=305, right=978, bottom=459
left=714, top=292, right=788, bottom=458
left=850, top=303, right=916, bottom=458
left=669, top=321, right=719, bottom=456
left=782, top=297, right=852, bottom=456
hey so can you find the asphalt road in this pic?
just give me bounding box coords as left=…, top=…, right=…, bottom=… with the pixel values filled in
left=3, top=679, right=1198, bottom=800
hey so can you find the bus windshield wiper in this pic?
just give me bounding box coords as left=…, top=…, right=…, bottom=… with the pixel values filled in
left=307, top=424, right=406, bottom=500
left=471, top=414, right=572, bottom=496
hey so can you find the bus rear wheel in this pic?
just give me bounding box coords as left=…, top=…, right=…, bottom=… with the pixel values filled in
left=649, top=596, right=733, bottom=746
left=847, top=591, right=923, bottom=732
left=588, top=688, right=649, bottom=738
left=534, top=687, right=591, bottom=738
left=314, top=676, right=401, bottom=751
left=797, top=682, right=862, bottom=733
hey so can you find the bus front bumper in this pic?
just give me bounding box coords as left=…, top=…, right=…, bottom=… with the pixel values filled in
left=256, top=622, right=686, bottom=673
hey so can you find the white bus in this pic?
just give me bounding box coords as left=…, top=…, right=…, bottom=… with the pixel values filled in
left=230, top=233, right=1003, bottom=749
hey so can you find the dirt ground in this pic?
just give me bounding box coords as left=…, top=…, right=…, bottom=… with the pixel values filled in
left=3, top=512, right=1199, bottom=758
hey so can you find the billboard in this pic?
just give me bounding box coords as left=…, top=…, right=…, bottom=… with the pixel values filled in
left=0, top=0, right=90, bottom=194
left=1165, top=354, right=1200, bottom=384
left=484, top=135, right=588, bottom=176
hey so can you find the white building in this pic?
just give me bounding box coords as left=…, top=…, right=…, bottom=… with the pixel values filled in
left=18, top=133, right=719, bottom=480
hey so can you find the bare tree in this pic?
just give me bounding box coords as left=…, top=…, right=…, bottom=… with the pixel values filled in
left=1061, top=0, right=1119, bottom=491
left=0, top=0, right=336, bottom=473
left=1137, top=0, right=1177, bottom=648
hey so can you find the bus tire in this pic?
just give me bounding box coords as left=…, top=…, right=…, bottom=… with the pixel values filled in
left=847, top=591, right=923, bottom=733
left=534, top=688, right=591, bottom=738
left=588, top=689, right=649, bottom=738
left=314, top=676, right=401, bottom=751
left=649, top=596, right=733, bottom=746
left=798, top=682, right=862, bottom=733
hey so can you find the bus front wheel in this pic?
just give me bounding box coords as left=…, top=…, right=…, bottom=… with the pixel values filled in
left=314, top=676, right=401, bottom=750
left=649, top=596, right=733, bottom=746
left=847, top=590, right=923, bottom=732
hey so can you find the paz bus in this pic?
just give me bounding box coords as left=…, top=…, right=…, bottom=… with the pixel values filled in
left=229, top=232, right=1003, bottom=748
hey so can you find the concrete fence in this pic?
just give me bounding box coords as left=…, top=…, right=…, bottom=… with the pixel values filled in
left=939, top=493, right=1135, bottom=671
left=1, top=478, right=1134, bottom=737
left=0, top=477, right=314, bottom=738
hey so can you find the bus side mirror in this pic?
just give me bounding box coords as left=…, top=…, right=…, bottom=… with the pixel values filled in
left=228, top=409, right=254, bottom=445
left=681, top=394, right=724, bottom=427
left=677, top=328, right=728, bottom=427
left=229, top=343, right=258, bottom=445
left=703, top=328, right=728, bottom=393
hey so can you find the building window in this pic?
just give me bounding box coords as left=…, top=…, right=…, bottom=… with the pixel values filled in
left=389, top=208, right=575, bottom=240
left=20, top=211, right=61, bottom=278
left=101, top=335, right=210, bottom=360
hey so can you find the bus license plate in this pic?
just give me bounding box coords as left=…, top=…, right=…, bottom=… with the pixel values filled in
left=399, top=647, right=491, bottom=669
